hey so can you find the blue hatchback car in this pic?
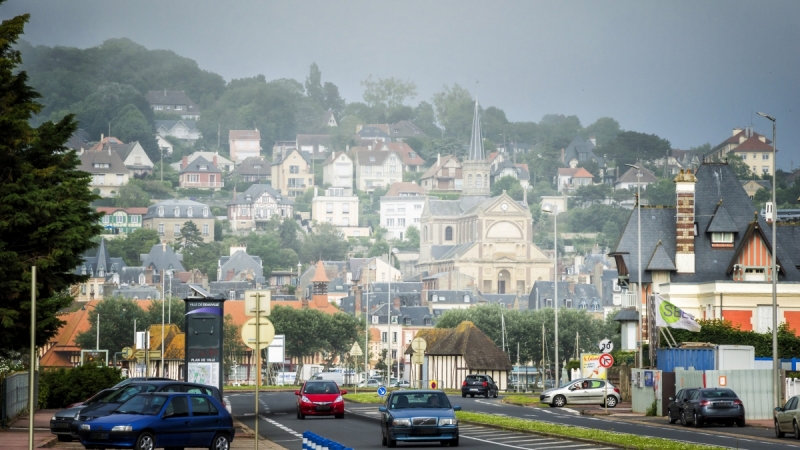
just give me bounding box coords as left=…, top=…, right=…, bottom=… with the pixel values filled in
left=76, top=392, right=234, bottom=450
left=379, top=390, right=460, bottom=447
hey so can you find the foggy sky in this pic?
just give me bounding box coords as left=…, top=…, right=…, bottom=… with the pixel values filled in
left=3, top=0, right=799, bottom=169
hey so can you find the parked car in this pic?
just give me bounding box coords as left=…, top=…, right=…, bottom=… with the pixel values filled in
left=310, top=371, right=344, bottom=385
left=392, top=380, right=411, bottom=388
left=358, top=378, right=385, bottom=388
left=379, top=390, right=460, bottom=447
left=461, top=374, right=499, bottom=398
left=70, top=381, right=223, bottom=437
left=774, top=394, right=800, bottom=438
left=680, top=388, right=745, bottom=427
left=295, top=380, right=347, bottom=419
left=50, top=388, right=118, bottom=442
left=76, top=392, right=233, bottom=450
left=667, top=388, right=698, bottom=424
left=539, top=378, right=620, bottom=408
left=112, top=377, right=172, bottom=388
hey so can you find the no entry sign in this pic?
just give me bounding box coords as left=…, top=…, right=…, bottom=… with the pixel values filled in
left=599, top=353, right=614, bottom=368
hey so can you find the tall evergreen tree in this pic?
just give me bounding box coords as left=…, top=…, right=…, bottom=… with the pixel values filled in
left=0, top=8, right=103, bottom=352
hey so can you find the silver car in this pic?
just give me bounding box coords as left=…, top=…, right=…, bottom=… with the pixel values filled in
left=775, top=394, right=800, bottom=438
left=539, top=378, right=620, bottom=408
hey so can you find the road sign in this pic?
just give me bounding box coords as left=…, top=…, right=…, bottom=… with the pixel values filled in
left=241, top=317, right=275, bottom=350
left=411, top=337, right=427, bottom=353
left=121, top=346, right=133, bottom=359
left=245, top=290, right=271, bottom=317
left=350, top=342, right=363, bottom=356
left=429, top=380, right=438, bottom=389
left=599, top=353, right=614, bottom=369
left=411, top=353, right=424, bottom=365
left=377, top=386, right=387, bottom=396
left=599, top=339, right=614, bottom=354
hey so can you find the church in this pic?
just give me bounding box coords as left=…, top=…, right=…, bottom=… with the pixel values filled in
left=417, top=99, right=551, bottom=295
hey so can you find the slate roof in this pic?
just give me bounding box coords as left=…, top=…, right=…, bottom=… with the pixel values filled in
left=229, top=156, right=270, bottom=177
left=209, top=280, right=254, bottom=300
left=427, top=195, right=488, bottom=216
left=377, top=142, right=425, bottom=167
left=272, top=147, right=311, bottom=167
left=180, top=155, right=222, bottom=174
left=140, top=243, right=185, bottom=272
left=480, top=294, right=517, bottom=308
left=416, top=321, right=512, bottom=371
left=613, top=163, right=800, bottom=284
left=398, top=306, right=434, bottom=326
left=145, top=90, right=200, bottom=114
left=219, top=250, right=264, bottom=281
left=492, top=158, right=530, bottom=181
left=616, top=163, right=659, bottom=184
left=388, top=120, right=426, bottom=138
left=78, top=148, right=128, bottom=174
left=371, top=282, right=423, bottom=294
left=427, top=290, right=480, bottom=305
left=112, top=285, right=160, bottom=300
left=155, top=120, right=198, bottom=132
left=143, top=199, right=211, bottom=220
left=230, top=184, right=293, bottom=206
left=647, top=241, right=677, bottom=271
left=66, top=129, right=91, bottom=150
left=357, top=126, right=390, bottom=139
left=528, top=281, right=601, bottom=309
left=706, top=202, right=738, bottom=233
left=562, top=136, right=604, bottom=166
left=354, top=149, right=393, bottom=166
left=437, top=242, right=476, bottom=261
left=74, top=239, right=126, bottom=276
left=185, top=152, right=234, bottom=168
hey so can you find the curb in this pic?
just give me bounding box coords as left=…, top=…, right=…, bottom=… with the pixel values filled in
left=232, top=418, right=290, bottom=450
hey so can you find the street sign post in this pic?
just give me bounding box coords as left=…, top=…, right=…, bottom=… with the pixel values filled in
left=350, top=342, right=363, bottom=393
left=377, top=386, right=387, bottom=397
left=599, top=353, right=614, bottom=368
left=599, top=339, right=614, bottom=354
left=411, top=337, right=426, bottom=388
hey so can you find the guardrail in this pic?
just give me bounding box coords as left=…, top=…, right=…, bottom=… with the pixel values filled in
left=303, top=431, right=353, bottom=450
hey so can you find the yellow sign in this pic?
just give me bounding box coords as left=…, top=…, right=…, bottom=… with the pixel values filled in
left=580, top=353, right=607, bottom=379
left=428, top=380, right=439, bottom=389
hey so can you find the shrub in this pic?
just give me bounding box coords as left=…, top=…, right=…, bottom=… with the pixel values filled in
left=39, top=364, right=122, bottom=408
left=646, top=399, right=658, bottom=416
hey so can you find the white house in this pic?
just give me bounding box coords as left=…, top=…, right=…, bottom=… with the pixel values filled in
left=323, top=151, right=353, bottom=188
left=380, top=182, right=425, bottom=241
left=155, top=120, right=201, bottom=142
left=311, top=187, right=359, bottom=228
left=229, top=129, right=261, bottom=162
left=353, top=146, right=402, bottom=192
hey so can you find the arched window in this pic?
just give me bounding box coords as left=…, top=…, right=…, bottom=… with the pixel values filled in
left=423, top=226, right=428, bottom=242
left=445, top=226, right=453, bottom=241
left=187, top=207, right=193, bottom=217
left=157, top=206, right=164, bottom=217
left=476, top=174, right=482, bottom=188
left=468, top=174, right=473, bottom=188
left=174, top=206, right=181, bottom=217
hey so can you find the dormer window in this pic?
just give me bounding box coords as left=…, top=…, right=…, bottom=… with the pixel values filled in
left=404, top=317, right=411, bottom=326
left=424, top=318, right=432, bottom=326
left=199, top=165, right=208, bottom=171
left=391, top=316, right=398, bottom=324
left=174, top=207, right=181, bottom=217
left=565, top=299, right=572, bottom=308
left=158, top=206, right=164, bottom=217
left=711, top=232, right=734, bottom=247
left=546, top=299, right=553, bottom=308
left=203, top=208, right=209, bottom=217
left=372, top=315, right=379, bottom=324
left=432, top=294, right=438, bottom=302
left=254, top=164, right=261, bottom=169
left=463, top=294, right=470, bottom=303
left=187, top=207, right=193, bottom=217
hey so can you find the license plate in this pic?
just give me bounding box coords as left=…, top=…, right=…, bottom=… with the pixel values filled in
left=55, top=422, right=70, bottom=429
left=411, top=428, right=438, bottom=435
left=316, top=405, right=331, bottom=411
left=713, top=402, right=732, bottom=408
left=470, top=388, right=478, bottom=391
left=90, top=433, right=109, bottom=439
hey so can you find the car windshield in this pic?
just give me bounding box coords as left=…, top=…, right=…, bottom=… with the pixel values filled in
left=88, top=389, right=118, bottom=404
left=702, top=389, right=736, bottom=399
left=107, top=384, right=158, bottom=403
left=389, top=393, right=450, bottom=409
left=304, top=382, right=339, bottom=394
left=114, top=394, right=168, bottom=415
left=466, top=375, right=486, bottom=382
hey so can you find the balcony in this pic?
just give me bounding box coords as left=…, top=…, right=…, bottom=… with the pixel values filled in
left=621, top=291, right=638, bottom=309
left=181, top=181, right=224, bottom=189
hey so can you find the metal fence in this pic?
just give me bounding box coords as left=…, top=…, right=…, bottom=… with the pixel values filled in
left=1, top=372, right=34, bottom=428
left=675, top=368, right=773, bottom=420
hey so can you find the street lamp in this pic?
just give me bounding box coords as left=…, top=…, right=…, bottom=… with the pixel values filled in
left=541, top=203, right=559, bottom=387
left=757, top=111, right=779, bottom=407
left=387, top=248, right=399, bottom=386
left=81, top=303, right=100, bottom=350
left=365, top=262, right=376, bottom=381
left=624, top=163, right=643, bottom=368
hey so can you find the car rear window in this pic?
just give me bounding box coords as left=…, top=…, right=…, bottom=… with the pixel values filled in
left=303, top=382, right=339, bottom=394
left=702, top=389, right=736, bottom=398
left=466, top=375, right=486, bottom=382
left=190, top=396, right=219, bottom=416
left=110, top=384, right=157, bottom=403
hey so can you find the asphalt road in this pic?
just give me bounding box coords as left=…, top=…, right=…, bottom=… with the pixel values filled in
left=228, top=392, right=800, bottom=450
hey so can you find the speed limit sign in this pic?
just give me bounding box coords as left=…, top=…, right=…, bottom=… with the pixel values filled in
left=599, top=339, right=614, bottom=354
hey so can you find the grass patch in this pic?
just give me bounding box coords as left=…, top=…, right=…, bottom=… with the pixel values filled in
left=345, top=392, right=386, bottom=404
left=501, top=395, right=544, bottom=407
left=223, top=385, right=296, bottom=391
left=455, top=411, right=723, bottom=450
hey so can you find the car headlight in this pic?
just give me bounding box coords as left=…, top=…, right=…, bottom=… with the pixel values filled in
left=439, top=417, right=457, bottom=426
left=301, top=396, right=311, bottom=403
left=111, top=425, right=132, bottom=432
left=51, top=415, right=57, bottom=421
left=392, top=418, right=411, bottom=426
left=80, top=424, right=90, bottom=431
left=334, top=395, right=343, bottom=403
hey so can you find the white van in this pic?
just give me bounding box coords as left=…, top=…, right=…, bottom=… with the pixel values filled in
left=311, top=372, right=344, bottom=385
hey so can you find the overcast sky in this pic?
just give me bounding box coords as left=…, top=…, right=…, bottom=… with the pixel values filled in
left=3, top=0, right=799, bottom=169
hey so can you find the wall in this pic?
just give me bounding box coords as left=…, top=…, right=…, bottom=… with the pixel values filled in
left=675, top=368, right=774, bottom=420
left=631, top=369, right=664, bottom=415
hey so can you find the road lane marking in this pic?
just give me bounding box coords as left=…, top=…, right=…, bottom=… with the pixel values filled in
left=261, top=415, right=303, bottom=438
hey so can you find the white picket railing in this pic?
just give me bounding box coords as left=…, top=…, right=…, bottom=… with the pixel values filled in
left=787, top=378, right=800, bottom=399
left=621, top=292, right=638, bottom=308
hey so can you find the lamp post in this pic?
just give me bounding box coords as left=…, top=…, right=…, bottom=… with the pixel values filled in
left=541, top=204, right=559, bottom=387
left=365, top=263, right=376, bottom=381
left=757, top=111, right=779, bottom=407
left=624, top=163, right=643, bottom=368
left=387, top=248, right=399, bottom=386
left=297, top=262, right=302, bottom=292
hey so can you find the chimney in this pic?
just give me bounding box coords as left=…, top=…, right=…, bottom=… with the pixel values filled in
left=560, top=147, right=565, bottom=163
left=354, top=286, right=362, bottom=318
left=589, top=136, right=597, bottom=147
left=227, top=269, right=235, bottom=281
left=101, top=133, right=104, bottom=142
left=213, top=155, right=218, bottom=167
left=674, top=169, right=698, bottom=273
left=732, top=127, right=743, bottom=137
left=393, top=295, right=401, bottom=310
left=437, top=153, right=441, bottom=166
left=182, top=156, right=188, bottom=169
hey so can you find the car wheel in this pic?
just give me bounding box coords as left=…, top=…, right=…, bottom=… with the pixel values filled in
left=335, top=413, right=345, bottom=419
left=470, top=394, right=474, bottom=398
left=135, top=432, right=155, bottom=450
left=451, top=435, right=459, bottom=447
left=693, top=412, right=702, bottom=428
left=461, top=393, right=466, bottom=398
left=793, top=420, right=800, bottom=440
left=736, top=418, right=746, bottom=428
left=605, top=396, right=618, bottom=408
left=680, top=410, right=689, bottom=426
left=485, top=391, right=490, bottom=398
left=299, top=412, right=305, bottom=420
left=382, top=430, right=387, bottom=447
left=209, top=433, right=230, bottom=450
left=667, top=410, right=676, bottom=424
left=387, top=435, right=397, bottom=448
left=493, top=390, right=499, bottom=399
left=57, top=435, right=72, bottom=442
left=774, top=420, right=785, bottom=438
left=552, top=395, right=566, bottom=407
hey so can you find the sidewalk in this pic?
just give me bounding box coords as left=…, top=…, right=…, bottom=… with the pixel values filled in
left=1, top=408, right=288, bottom=450
left=578, top=403, right=774, bottom=429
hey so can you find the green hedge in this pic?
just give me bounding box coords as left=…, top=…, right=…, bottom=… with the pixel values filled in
left=662, top=320, right=800, bottom=357
left=40, top=364, right=122, bottom=408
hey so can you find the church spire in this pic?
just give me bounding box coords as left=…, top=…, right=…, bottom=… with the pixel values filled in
left=468, top=98, right=484, bottom=161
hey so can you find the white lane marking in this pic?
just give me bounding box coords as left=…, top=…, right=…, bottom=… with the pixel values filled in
left=462, top=434, right=591, bottom=449
left=476, top=399, right=504, bottom=407
left=261, top=415, right=303, bottom=438
left=535, top=444, right=598, bottom=450
left=561, top=408, right=579, bottom=415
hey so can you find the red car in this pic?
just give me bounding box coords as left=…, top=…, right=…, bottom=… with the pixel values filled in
left=295, top=380, right=347, bottom=419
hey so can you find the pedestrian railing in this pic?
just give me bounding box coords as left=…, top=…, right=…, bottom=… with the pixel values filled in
left=302, top=431, right=353, bottom=450
left=1, top=371, right=32, bottom=428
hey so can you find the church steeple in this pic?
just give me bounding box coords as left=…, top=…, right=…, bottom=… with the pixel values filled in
left=462, top=97, right=490, bottom=195
left=468, top=98, right=484, bottom=161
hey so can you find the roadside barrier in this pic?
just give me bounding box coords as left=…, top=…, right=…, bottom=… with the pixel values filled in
left=302, top=431, right=354, bottom=450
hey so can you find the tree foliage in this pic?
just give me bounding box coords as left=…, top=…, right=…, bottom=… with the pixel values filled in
left=662, top=319, right=800, bottom=358
left=0, top=11, right=103, bottom=351
left=106, top=228, right=160, bottom=266
left=75, top=297, right=148, bottom=355
left=491, top=175, right=524, bottom=201
left=269, top=306, right=361, bottom=368
left=604, top=131, right=672, bottom=167
left=432, top=83, right=474, bottom=141
left=643, top=178, right=677, bottom=206
left=301, top=222, right=349, bottom=263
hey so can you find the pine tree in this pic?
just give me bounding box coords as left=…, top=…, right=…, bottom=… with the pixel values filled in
left=0, top=8, right=102, bottom=352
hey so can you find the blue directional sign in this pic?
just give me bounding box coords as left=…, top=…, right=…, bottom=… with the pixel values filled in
left=377, top=386, right=387, bottom=396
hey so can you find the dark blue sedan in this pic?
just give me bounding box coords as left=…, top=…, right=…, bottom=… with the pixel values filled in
left=379, top=390, right=460, bottom=447
left=76, top=392, right=234, bottom=450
